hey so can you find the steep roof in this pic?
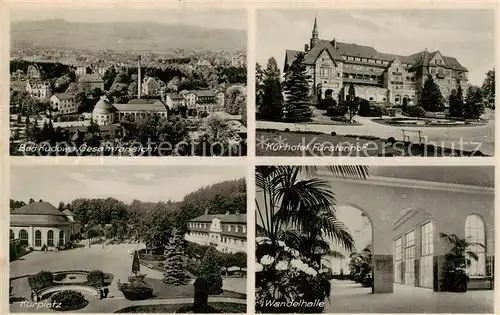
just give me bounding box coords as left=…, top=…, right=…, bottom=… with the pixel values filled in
left=190, top=213, right=247, bottom=224
left=285, top=39, right=467, bottom=71
left=192, top=90, right=215, bottom=97
left=52, top=92, right=75, bottom=100
left=12, top=202, right=62, bottom=215
left=303, top=40, right=344, bottom=65
left=114, top=102, right=167, bottom=112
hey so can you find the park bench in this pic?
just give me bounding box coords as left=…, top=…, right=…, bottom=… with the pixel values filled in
left=401, top=129, right=426, bottom=143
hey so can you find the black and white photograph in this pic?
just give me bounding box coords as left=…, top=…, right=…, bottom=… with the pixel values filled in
left=255, top=166, right=494, bottom=313
left=9, top=165, right=247, bottom=313
left=9, top=8, right=247, bottom=156
left=256, top=10, right=495, bottom=157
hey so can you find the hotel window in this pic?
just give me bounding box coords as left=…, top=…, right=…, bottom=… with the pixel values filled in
left=10, top=229, right=14, bottom=240
left=243, top=226, right=247, bottom=233
left=420, top=222, right=434, bottom=288
left=394, top=237, right=402, bottom=283
left=59, top=230, right=65, bottom=245
left=47, top=230, right=54, bottom=247
left=465, top=215, right=486, bottom=277
left=405, top=230, right=415, bottom=286
left=228, top=225, right=232, bottom=232
left=35, top=230, right=42, bottom=247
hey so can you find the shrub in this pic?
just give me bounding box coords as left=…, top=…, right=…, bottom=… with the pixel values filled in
left=331, top=131, right=337, bottom=136
left=50, top=290, right=88, bottom=311
left=326, top=106, right=347, bottom=117
left=199, top=247, right=223, bottom=294
left=53, top=274, right=65, bottom=282
left=87, top=270, right=105, bottom=287
left=370, top=106, right=387, bottom=117
left=317, top=98, right=337, bottom=110
left=357, top=99, right=371, bottom=116
left=387, top=137, right=396, bottom=144
left=284, top=128, right=290, bottom=132
left=28, top=271, right=54, bottom=291
left=118, top=278, right=153, bottom=300
left=405, top=106, right=426, bottom=118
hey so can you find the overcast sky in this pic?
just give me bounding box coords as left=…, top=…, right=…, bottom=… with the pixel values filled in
left=257, top=9, right=494, bottom=85
left=11, top=8, right=247, bottom=30
left=11, top=165, right=246, bottom=205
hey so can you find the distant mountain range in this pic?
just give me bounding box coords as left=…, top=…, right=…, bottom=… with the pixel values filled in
left=11, top=19, right=247, bottom=53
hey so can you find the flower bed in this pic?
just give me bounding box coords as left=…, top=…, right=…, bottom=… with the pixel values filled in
left=118, top=277, right=153, bottom=301
left=50, top=290, right=88, bottom=311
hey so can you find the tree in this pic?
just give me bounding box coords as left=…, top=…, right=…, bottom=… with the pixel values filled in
left=481, top=69, right=495, bottom=107
left=132, top=250, right=140, bottom=276
left=102, top=67, right=117, bottom=91
left=201, top=114, right=237, bottom=156
left=282, top=53, right=312, bottom=122
left=224, top=86, right=245, bottom=115
left=255, top=166, right=366, bottom=265
left=463, top=86, right=484, bottom=119
left=259, top=57, right=284, bottom=121
left=199, top=247, right=223, bottom=294
left=440, top=233, right=484, bottom=292
left=448, top=86, right=463, bottom=118
left=347, top=83, right=356, bottom=101
left=29, top=198, right=35, bottom=204
left=84, top=119, right=102, bottom=149
left=74, top=92, right=87, bottom=112
left=419, top=75, right=444, bottom=112
left=348, top=245, right=372, bottom=287
left=58, top=202, right=66, bottom=211
left=163, top=230, right=190, bottom=285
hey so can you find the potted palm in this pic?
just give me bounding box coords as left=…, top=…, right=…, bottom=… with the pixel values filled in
left=440, top=233, right=485, bottom=292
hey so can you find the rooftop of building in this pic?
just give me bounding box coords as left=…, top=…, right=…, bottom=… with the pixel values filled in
left=93, top=96, right=116, bottom=114
left=11, top=202, right=63, bottom=215
left=285, top=24, right=468, bottom=72
left=189, top=213, right=246, bottom=224
left=114, top=101, right=167, bottom=112
left=78, top=73, right=104, bottom=83
left=52, top=92, right=75, bottom=100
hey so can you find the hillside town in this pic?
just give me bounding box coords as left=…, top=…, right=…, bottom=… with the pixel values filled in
left=10, top=47, right=247, bottom=156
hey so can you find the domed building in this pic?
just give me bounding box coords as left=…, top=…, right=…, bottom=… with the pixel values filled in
left=92, top=96, right=117, bottom=125
left=10, top=202, right=81, bottom=250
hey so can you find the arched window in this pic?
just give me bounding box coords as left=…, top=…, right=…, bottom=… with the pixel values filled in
left=10, top=229, right=14, bottom=240
left=47, top=230, right=54, bottom=247
left=19, top=229, right=29, bottom=245
left=465, top=215, right=486, bottom=277
left=35, top=230, right=42, bottom=247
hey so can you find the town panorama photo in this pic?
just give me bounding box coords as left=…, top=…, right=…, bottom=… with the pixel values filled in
left=256, top=10, right=495, bottom=157
left=9, top=8, right=247, bottom=156
left=9, top=165, right=247, bottom=313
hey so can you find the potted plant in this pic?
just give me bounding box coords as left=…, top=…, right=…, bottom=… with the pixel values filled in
left=440, top=233, right=484, bottom=292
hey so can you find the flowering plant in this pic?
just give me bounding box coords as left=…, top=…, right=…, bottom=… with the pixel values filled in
left=255, top=237, right=331, bottom=313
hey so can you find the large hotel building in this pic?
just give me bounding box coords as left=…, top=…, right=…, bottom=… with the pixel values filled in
left=284, top=18, right=469, bottom=106
left=185, top=213, right=247, bottom=253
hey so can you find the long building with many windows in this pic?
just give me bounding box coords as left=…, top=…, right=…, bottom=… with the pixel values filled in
left=185, top=213, right=247, bottom=253
left=284, top=17, right=469, bottom=106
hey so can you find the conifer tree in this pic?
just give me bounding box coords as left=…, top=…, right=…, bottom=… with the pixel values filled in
left=163, top=230, right=189, bottom=286
left=463, top=86, right=484, bottom=119
left=259, top=58, right=284, bottom=121
left=283, top=53, right=313, bottom=122
left=419, top=75, right=444, bottom=112
left=199, top=247, right=223, bottom=294
left=448, top=85, right=463, bottom=117
left=132, top=250, right=140, bottom=276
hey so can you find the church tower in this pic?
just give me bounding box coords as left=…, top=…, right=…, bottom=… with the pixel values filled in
left=310, top=16, right=319, bottom=49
